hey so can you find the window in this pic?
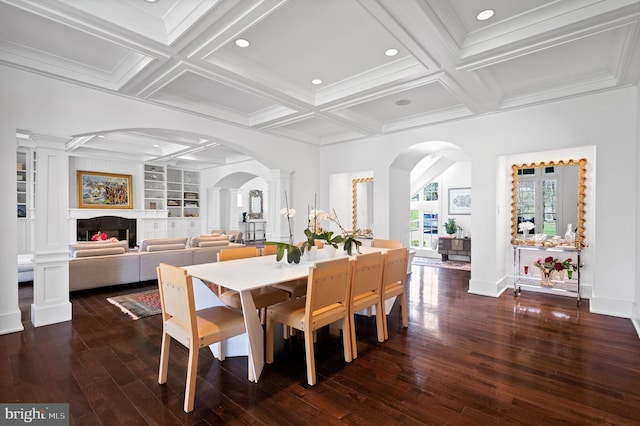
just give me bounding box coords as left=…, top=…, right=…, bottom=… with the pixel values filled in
left=423, top=182, right=438, bottom=201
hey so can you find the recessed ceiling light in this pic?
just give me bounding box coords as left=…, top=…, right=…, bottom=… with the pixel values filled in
left=199, top=138, right=209, bottom=144
left=311, top=79, right=323, bottom=85
left=97, top=135, right=105, bottom=138
left=145, top=0, right=158, bottom=3
left=476, top=9, right=495, bottom=21
left=235, top=38, right=250, bottom=48
left=153, top=144, right=160, bottom=147
left=395, top=99, right=411, bottom=106
left=385, top=48, right=399, bottom=57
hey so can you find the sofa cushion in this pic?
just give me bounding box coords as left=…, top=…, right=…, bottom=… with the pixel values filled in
left=74, top=247, right=126, bottom=257
left=69, top=240, right=129, bottom=257
left=198, top=240, right=229, bottom=248
left=146, top=243, right=185, bottom=252
left=190, top=235, right=229, bottom=248
left=139, top=238, right=187, bottom=252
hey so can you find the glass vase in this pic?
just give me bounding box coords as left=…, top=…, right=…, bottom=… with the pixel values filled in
left=540, top=269, right=554, bottom=287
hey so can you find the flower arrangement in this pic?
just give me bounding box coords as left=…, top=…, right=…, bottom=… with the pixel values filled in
left=518, top=221, right=535, bottom=234
left=444, top=218, right=457, bottom=235
left=265, top=192, right=363, bottom=262
left=91, top=231, right=108, bottom=241
left=534, top=256, right=575, bottom=272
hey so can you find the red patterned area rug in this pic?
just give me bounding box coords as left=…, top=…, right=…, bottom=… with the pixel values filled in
left=412, top=256, right=471, bottom=271
left=107, top=289, right=161, bottom=320
left=107, top=282, right=219, bottom=320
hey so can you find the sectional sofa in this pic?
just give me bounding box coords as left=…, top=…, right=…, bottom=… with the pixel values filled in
left=69, top=234, right=244, bottom=291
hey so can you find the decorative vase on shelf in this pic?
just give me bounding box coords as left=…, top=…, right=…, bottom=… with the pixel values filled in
left=567, top=270, right=573, bottom=280
left=540, top=269, right=554, bottom=287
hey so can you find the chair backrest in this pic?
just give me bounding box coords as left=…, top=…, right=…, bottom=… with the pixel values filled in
left=371, top=239, right=403, bottom=248
left=350, top=251, right=383, bottom=299
left=381, top=248, right=409, bottom=291
left=156, top=263, right=197, bottom=342
left=305, top=257, right=351, bottom=315
left=217, top=246, right=260, bottom=262
left=262, top=244, right=278, bottom=256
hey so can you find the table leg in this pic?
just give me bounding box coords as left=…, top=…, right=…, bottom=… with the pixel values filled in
left=239, top=289, right=264, bottom=382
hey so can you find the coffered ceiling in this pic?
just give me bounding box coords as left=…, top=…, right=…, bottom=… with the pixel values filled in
left=3, top=0, right=640, bottom=167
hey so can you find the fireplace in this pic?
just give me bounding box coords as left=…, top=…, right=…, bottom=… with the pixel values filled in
left=77, top=216, right=137, bottom=248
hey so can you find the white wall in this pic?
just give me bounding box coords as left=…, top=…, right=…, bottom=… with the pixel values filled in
left=320, top=87, right=638, bottom=320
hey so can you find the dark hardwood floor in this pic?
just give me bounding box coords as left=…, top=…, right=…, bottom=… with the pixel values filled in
left=3, top=264, right=640, bottom=425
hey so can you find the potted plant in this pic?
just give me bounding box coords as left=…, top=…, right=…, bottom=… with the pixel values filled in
left=444, top=218, right=457, bottom=235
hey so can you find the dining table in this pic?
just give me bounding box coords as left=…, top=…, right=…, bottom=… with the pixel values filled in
left=184, top=246, right=392, bottom=382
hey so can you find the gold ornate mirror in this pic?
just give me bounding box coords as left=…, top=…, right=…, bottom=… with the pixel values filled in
left=511, top=159, right=586, bottom=246
left=352, top=177, right=373, bottom=233
left=248, top=189, right=263, bottom=219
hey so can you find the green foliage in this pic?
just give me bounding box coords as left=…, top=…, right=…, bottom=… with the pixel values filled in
left=263, top=241, right=302, bottom=264
left=342, top=234, right=362, bottom=255
left=445, top=218, right=457, bottom=234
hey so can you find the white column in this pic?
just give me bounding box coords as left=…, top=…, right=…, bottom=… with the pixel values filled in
left=0, top=125, right=24, bottom=335
left=227, top=188, right=240, bottom=231
left=268, top=169, right=293, bottom=242
left=207, top=187, right=221, bottom=233
left=31, top=134, right=72, bottom=327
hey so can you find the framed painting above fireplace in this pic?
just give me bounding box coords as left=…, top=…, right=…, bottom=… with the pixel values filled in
left=77, top=171, right=133, bottom=209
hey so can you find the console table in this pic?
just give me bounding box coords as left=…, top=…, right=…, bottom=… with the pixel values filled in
left=513, top=245, right=582, bottom=306
left=240, top=221, right=266, bottom=242
left=438, top=236, right=471, bottom=261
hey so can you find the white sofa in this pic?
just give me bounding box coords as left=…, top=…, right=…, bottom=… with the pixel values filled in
left=69, top=236, right=244, bottom=291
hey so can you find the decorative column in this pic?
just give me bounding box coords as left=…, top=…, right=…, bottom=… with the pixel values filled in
left=268, top=169, right=293, bottom=242
left=31, top=134, right=72, bottom=327
left=0, top=125, right=23, bottom=335
left=227, top=188, right=240, bottom=231
left=207, top=187, right=222, bottom=233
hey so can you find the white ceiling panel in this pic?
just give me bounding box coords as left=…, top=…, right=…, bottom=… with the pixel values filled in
left=3, top=0, right=640, bottom=167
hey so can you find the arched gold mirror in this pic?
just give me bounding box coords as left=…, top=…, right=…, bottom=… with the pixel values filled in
left=511, top=159, right=586, bottom=246
left=352, top=177, right=373, bottom=233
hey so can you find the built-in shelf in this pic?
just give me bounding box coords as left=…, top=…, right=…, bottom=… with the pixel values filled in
left=144, top=164, right=166, bottom=210
left=167, top=167, right=200, bottom=218
left=17, top=150, right=27, bottom=218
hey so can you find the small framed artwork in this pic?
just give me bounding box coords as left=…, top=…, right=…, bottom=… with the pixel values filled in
left=448, top=187, right=471, bottom=215
left=77, top=170, right=133, bottom=209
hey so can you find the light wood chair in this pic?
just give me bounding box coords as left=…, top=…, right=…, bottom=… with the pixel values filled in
left=156, top=263, right=246, bottom=413
left=371, top=239, right=403, bottom=248
left=348, top=251, right=384, bottom=358
left=266, top=257, right=353, bottom=386
left=217, top=247, right=289, bottom=313
left=380, top=248, right=410, bottom=340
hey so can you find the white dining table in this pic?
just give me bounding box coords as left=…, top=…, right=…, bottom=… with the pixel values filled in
left=184, top=246, right=389, bottom=382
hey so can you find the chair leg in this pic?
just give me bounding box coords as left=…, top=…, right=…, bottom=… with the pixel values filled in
left=381, top=297, right=389, bottom=341
left=303, top=326, right=316, bottom=386
left=375, top=302, right=386, bottom=343
left=266, top=313, right=275, bottom=364
left=184, top=346, right=199, bottom=413
left=349, top=314, right=358, bottom=359
left=400, top=291, right=409, bottom=328
left=216, top=341, right=226, bottom=361
left=342, top=317, right=352, bottom=363
left=158, top=331, right=170, bottom=384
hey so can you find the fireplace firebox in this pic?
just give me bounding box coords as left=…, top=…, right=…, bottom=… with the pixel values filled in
left=77, top=216, right=137, bottom=248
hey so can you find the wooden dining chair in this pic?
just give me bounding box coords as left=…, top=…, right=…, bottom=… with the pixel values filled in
left=371, top=239, right=403, bottom=248
left=348, top=251, right=384, bottom=358
left=380, top=248, right=410, bottom=340
left=217, top=247, right=289, bottom=314
left=266, top=257, right=353, bottom=386
left=156, top=263, right=246, bottom=413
